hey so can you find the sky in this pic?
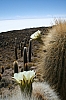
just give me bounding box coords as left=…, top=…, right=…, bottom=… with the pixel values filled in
left=0, top=0, right=66, bottom=33
left=0, top=0, right=66, bottom=20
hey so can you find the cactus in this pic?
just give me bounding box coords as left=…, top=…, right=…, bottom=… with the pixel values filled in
left=14, top=46, right=18, bottom=60
left=15, top=37, right=17, bottom=47
left=14, top=37, right=18, bottom=60
left=32, top=82, right=60, bottom=100
left=19, top=43, right=21, bottom=50
left=28, top=39, right=32, bottom=62
left=13, top=70, right=35, bottom=96
left=23, top=38, right=26, bottom=47
left=43, top=20, right=66, bottom=100
left=1, top=66, right=4, bottom=74
left=20, top=42, right=23, bottom=57
left=23, top=47, right=28, bottom=71
left=21, top=68, right=23, bottom=72
left=0, top=73, right=2, bottom=81
left=13, top=61, right=18, bottom=73
left=24, top=63, right=28, bottom=71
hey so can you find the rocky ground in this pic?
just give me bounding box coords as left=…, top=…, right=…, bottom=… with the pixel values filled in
left=0, top=26, right=52, bottom=98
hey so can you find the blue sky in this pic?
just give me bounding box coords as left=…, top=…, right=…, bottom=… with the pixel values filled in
left=0, top=0, right=66, bottom=20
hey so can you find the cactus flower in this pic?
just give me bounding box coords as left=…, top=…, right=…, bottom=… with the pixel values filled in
left=12, top=70, right=35, bottom=93
left=30, top=30, right=41, bottom=40
left=13, top=70, right=35, bottom=85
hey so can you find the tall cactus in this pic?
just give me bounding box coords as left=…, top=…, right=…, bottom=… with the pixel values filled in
left=43, top=21, right=66, bottom=100
left=1, top=66, right=4, bottom=74
left=14, top=46, right=18, bottom=60
left=20, top=42, right=23, bottom=57
left=0, top=73, right=2, bottom=81
left=24, top=63, right=28, bottom=71
left=23, top=47, right=28, bottom=71
left=23, top=38, right=26, bottom=47
left=15, top=38, right=17, bottom=46
left=13, top=61, right=18, bottom=73
left=28, top=39, right=32, bottom=62
left=14, top=38, right=18, bottom=60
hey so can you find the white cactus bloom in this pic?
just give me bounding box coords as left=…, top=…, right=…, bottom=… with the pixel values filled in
left=30, top=30, right=41, bottom=40
left=12, top=70, right=35, bottom=85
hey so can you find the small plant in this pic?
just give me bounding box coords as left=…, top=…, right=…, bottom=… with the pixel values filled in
left=13, top=61, right=18, bottom=73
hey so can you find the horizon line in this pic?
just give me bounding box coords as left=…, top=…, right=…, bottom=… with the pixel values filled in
left=0, top=16, right=66, bottom=21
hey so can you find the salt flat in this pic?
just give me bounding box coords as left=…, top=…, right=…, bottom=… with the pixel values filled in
left=0, top=18, right=54, bottom=33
